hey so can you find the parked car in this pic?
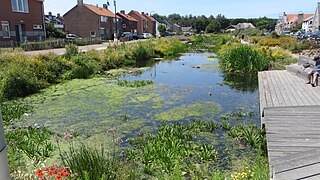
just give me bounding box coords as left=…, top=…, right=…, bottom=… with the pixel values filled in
left=121, top=32, right=133, bottom=41
left=66, top=34, right=81, bottom=39
left=141, top=33, right=154, bottom=39
left=132, top=34, right=143, bottom=40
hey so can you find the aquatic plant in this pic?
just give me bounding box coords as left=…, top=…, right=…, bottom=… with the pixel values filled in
left=117, top=80, right=153, bottom=88
left=219, top=45, right=269, bottom=74
left=228, top=124, right=267, bottom=155
left=59, top=144, right=119, bottom=180
left=5, top=125, right=54, bottom=163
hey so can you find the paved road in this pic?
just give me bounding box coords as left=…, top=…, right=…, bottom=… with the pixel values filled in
left=22, top=39, right=147, bottom=56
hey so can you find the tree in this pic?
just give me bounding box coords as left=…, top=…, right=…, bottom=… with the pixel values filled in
left=46, top=23, right=66, bottom=39
left=216, top=14, right=230, bottom=29
left=206, top=20, right=221, bottom=33
left=157, top=24, right=166, bottom=36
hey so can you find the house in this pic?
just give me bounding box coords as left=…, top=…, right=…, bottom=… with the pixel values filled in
left=302, top=15, right=314, bottom=32
left=142, top=12, right=156, bottom=35
left=116, top=10, right=137, bottom=34
left=0, top=0, right=46, bottom=43
left=312, top=2, right=320, bottom=31
left=225, top=23, right=255, bottom=32
left=225, top=25, right=237, bottom=32
left=170, top=23, right=182, bottom=33
left=152, top=15, right=163, bottom=37
left=64, top=0, right=120, bottom=40
left=45, top=12, right=64, bottom=29
left=181, top=26, right=194, bottom=34
left=128, top=10, right=148, bottom=35
left=275, top=12, right=313, bottom=33
left=236, top=23, right=255, bottom=30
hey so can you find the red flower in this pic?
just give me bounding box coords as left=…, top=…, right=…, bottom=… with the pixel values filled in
left=56, top=175, right=62, bottom=180
left=239, top=143, right=244, bottom=147
left=36, top=169, right=44, bottom=177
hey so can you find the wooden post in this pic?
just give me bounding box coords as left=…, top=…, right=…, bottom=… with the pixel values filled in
left=0, top=107, right=10, bottom=179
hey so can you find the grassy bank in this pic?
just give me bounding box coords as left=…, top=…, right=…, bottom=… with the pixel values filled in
left=0, top=38, right=187, bottom=102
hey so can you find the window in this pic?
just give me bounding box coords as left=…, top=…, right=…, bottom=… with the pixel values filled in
left=1, top=21, right=10, bottom=38
left=11, top=0, right=29, bottom=13
left=101, top=16, right=108, bottom=22
left=90, top=30, right=96, bottom=37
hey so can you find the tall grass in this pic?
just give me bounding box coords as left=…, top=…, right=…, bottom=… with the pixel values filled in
left=219, top=45, right=269, bottom=74
left=59, top=144, right=119, bottom=180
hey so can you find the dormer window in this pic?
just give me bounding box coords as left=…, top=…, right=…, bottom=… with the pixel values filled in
left=11, top=0, right=29, bottom=13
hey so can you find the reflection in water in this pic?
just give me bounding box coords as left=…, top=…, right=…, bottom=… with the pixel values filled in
left=222, top=73, right=258, bottom=93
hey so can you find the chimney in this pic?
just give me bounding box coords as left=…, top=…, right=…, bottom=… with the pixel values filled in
left=49, top=12, right=52, bottom=16
left=77, top=0, right=83, bottom=6
left=146, top=13, right=149, bottom=16
left=103, top=4, right=108, bottom=9
left=120, top=10, right=125, bottom=14
left=141, top=12, right=145, bottom=15
left=57, top=13, right=60, bottom=18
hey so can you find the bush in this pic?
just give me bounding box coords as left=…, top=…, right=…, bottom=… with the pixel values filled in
left=0, top=66, right=41, bottom=100
left=69, top=54, right=101, bottom=79
left=219, top=45, right=269, bottom=74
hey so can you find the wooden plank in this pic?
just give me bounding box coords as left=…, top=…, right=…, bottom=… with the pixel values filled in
left=274, top=71, right=298, bottom=106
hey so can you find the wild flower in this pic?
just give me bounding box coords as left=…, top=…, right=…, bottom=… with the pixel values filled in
left=34, top=165, right=78, bottom=180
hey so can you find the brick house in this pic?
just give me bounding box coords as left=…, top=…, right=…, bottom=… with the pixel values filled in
left=64, top=0, right=120, bottom=40
left=128, top=10, right=148, bottom=35
left=116, top=10, right=137, bottom=34
left=0, top=0, right=46, bottom=43
left=142, top=12, right=156, bottom=35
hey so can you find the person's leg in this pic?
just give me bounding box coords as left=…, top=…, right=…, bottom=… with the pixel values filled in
left=313, top=72, right=319, bottom=86
left=307, top=72, right=312, bottom=84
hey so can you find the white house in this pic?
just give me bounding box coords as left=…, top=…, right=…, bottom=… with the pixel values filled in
left=302, top=15, right=314, bottom=32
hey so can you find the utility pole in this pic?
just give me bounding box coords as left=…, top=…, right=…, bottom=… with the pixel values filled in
left=114, top=0, right=118, bottom=42
left=0, top=107, right=10, bottom=180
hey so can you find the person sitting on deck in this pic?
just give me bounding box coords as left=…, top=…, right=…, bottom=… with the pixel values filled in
left=306, top=56, right=320, bottom=87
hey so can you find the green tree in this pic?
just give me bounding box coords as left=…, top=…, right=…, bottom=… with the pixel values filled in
left=46, top=23, right=66, bottom=38
left=216, top=14, right=230, bottom=29
left=205, top=20, right=221, bottom=33
left=157, top=24, right=166, bottom=36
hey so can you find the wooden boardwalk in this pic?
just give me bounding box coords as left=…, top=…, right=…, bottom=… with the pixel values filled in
left=258, top=70, right=320, bottom=179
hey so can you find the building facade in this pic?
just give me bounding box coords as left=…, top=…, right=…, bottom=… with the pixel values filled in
left=142, top=12, right=156, bottom=35
left=116, top=10, right=137, bottom=34
left=0, top=0, right=46, bottom=43
left=64, top=0, right=120, bottom=40
left=128, top=10, right=148, bottom=35
left=275, top=12, right=313, bottom=33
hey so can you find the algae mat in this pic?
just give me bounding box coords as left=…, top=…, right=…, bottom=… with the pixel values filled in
left=20, top=78, right=221, bottom=139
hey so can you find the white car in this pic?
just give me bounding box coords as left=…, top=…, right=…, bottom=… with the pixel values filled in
left=66, top=34, right=82, bottom=39
left=142, top=33, right=154, bottom=39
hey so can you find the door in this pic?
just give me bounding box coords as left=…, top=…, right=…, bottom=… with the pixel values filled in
left=15, top=24, right=25, bottom=42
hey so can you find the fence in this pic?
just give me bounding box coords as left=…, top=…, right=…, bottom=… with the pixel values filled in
left=0, top=38, right=103, bottom=52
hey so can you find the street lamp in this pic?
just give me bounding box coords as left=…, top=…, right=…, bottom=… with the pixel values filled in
left=113, top=0, right=118, bottom=42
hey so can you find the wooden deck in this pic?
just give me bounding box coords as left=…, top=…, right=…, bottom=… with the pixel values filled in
left=258, top=70, right=320, bottom=179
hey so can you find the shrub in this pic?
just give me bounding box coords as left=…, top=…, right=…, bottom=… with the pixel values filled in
left=131, top=43, right=152, bottom=61
left=34, top=53, right=73, bottom=83
left=64, top=43, right=79, bottom=60
left=0, top=66, right=41, bottom=100
left=69, top=54, right=101, bottom=79
left=219, top=45, right=269, bottom=74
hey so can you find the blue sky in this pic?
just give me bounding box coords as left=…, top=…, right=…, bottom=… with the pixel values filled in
left=45, top=0, right=319, bottom=18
